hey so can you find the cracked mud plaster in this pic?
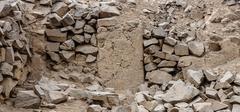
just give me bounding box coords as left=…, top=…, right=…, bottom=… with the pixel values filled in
left=97, top=21, right=144, bottom=90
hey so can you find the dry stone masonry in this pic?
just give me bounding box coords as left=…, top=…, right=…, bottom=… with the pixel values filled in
left=0, top=0, right=240, bottom=112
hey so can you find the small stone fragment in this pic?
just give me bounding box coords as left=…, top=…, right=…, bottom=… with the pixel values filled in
left=61, top=13, right=75, bottom=26
left=152, top=27, right=167, bottom=38
left=5, top=47, right=15, bottom=64
left=86, top=55, right=96, bottom=63
left=174, top=42, right=189, bottom=56
left=2, top=78, right=18, bottom=98
left=188, top=41, right=205, bottom=56
left=144, top=62, right=157, bottom=72
left=162, top=44, right=174, bottom=54
left=76, top=45, right=98, bottom=55
left=1, top=62, right=13, bottom=76
left=46, top=29, right=67, bottom=42
left=47, top=91, right=67, bottom=104
left=60, top=51, right=75, bottom=61
left=185, top=69, right=204, bottom=87
left=84, top=25, right=95, bottom=33
left=99, top=5, right=120, bottom=18
left=144, top=38, right=159, bottom=47
left=72, top=35, right=85, bottom=44
left=146, top=70, right=173, bottom=84
left=203, top=69, right=218, bottom=81
left=193, top=102, right=213, bottom=112
left=97, top=17, right=117, bottom=27
left=46, top=42, right=60, bottom=52
left=47, top=52, right=61, bottom=63
left=232, top=104, right=240, bottom=112
left=144, top=45, right=161, bottom=54
left=164, top=37, right=177, bottom=46
left=157, top=60, right=177, bottom=68
left=52, top=2, right=68, bottom=17
left=14, top=90, right=41, bottom=108
left=60, top=39, right=75, bottom=50
left=75, top=20, right=85, bottom=29
left=205, top=87, right=218, bottom=98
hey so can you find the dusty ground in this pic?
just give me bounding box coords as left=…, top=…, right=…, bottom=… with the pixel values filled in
left=1, top=0, right=240, bottom=111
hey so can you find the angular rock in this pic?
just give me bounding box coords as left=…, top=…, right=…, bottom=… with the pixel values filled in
left=157, top=60, right=177, bottom=68
left=66, top=88, right=88, bottom=100
left=76, top=45, right=98, bottom=54
left=203, top=69, right=218, bottom=81
left=90, top=35, right=97, bottom=46
left=46, top=29, right=67, bottom=42
left=99, top=5, right=120, bottom=18
left=162, top=44, right=174, bottom=54
left=146, top=70, right=172, bottom=84
left=88, top=104, right=103, bottom=112
left=144, top=38, right=159, bottom=47
left=61, top=13, right=75, bottom=26
left=142, top=100, right=158, bottom=111
left=174, top=42, right=189, bottom=56
left=138, top=105, right=149, bottom=112
left=153, top=104, right=166, bottom=112
left=218, top=71, right=235, bottom=83
left=162, top=80, right=200, bottom=103
left=34, top=85, right=45, bottom=98
left=144, top=45, right=161, bottom=54
left=230, top=95, right=240, bottom=104
left=84, top=25, right=95, bottom=33
left=165, top=54, right=180, bottom=61
left=234, top=73, right=240, bottom=85
left=164, top=37, right=177, bottom=46
left=206, top=99, right=228, bottom=111
left=47, top=91, right=67, bottom=104
left=5, top=47, right=15, bottom=64
left=193, top=102, right=213, bottom=112
left=46, top=42, right=60, bottom=52
left=0, top=1, right=12, bottom=17
left=144, top=62, right=157, bottom=72
left=153, top=51, right=166, bottom=59
left=152, top=27, right=167, bottom=38
left=60, top=39, right=75, bottom=50
left=86, top=55, right=96, bottom=63
left=135, top=92, right=146, bottom=104
left=72, top=35, right=85, bottom=44
left=2, top=78, right=18, bottom=98
left=185, top=69, right=204, bottom=87
left=47, top=52, right=61, bottom=63
left=0, top=48, right=5, bottom=62
left=52, top=2, right=68, bottom=17
left=188, top=41, right=205, bottom=56
left=14, top=90, right=41, bottom=108
left=84, top=33, right=92, bottom=43
left=59, top=51, right=75, bottom=61
left=1, top=62, right=13, bottom=76
left=205, top=87, right=218, bottom=98
left=232, top=104, right=240, bottom=112
left=75, top=20, right=85, bottom=30
left=89, top=91, right=119, bottom=108
left=48, top=13, right=62, bottom=27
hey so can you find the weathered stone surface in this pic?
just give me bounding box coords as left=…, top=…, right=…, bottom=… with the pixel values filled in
left=206, top=99, right=228, bottom=111
left=48, top=13, right=62, bottom=27
left=99, top=5, right=120, bottom=18
left=153, top=104, right=166, bottom=112
left=232, top=104, right=240, bottom=112
left=1, top=62, right=13, bottom=76
left=146, top=70, right=172, bottom=84
left=46, top=42, right=60, bottom=52
left=60, top=39, right=75, bottom=50
left=135, top=92, right=146, bottom=104
left=188, top=41, right=205, bottom=56
left=47, top=52, right=61, bottom=63
left=218, top=71, right=235, bottom=83
left=47, top=91, right=67, bottom=104
left=145, top=63, right=157, bottom=72
left=144, top=45, right=161, bottom=54
left=157, top=60, right=177, bottom=68
left=165, top=54, right=179, bottom=61
left=86, top=55, right=96, bottom=63
left=144, top=38, right=159, bottom=47
left=52, top=2, right=68, bottom=17
left=162, top=44, right=174, bottom=54
left=46, top=29, right=67, bottom=42
left=185, top=69, right=204, bottom=87
left=153, top=51, right=166, bottom=59
left=89, top=91, right=119, bottom=107
left=230, top=95, right=240, bottom=104
left=67, top=88, right=88, bottom=100
left=152, top=27, right=167, bottom=38
left=0, top=1, right=12, bottom=17
left=234, top=73, right=240, bottom=85
left=164, top=37, right=177, bottom=46
left=97, top=17, right=117, bottom=27
left=193, top=102, right=213, bottom=112
left=61, top=13, right=75, bottom=26
left=84, top=33, right=92, bottom=43
left=0, top=48, right=5, bottom=62
left=205, top=87, right=218, bottom=98
left=76, top=45, right=98, bottom=54
left=5, top=47, right=15, bottom=64
left=162, top=80, right=200, bottom=103
left=88, top=104, right=103, bottom=112
left=60, top=50, right=75, bottom=61
left=72, top=35, right=85, bottom=44
left=75, top=20, right=85, bottom=29
left=14, top=90, right=41, bottom=108
left=174, top=42, right=189, bottom=56
left=84, top=25, right=95, bottom=33
left=203, top=69, right=218, bottom=81
left=2, top=78, right=18, bottom=98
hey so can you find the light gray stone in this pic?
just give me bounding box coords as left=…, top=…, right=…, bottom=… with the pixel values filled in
left=188, top=41, right=205, bottom=56
left=146, top=70, right=172, bottom=84
left=185, top=69, right=204, bottom=87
